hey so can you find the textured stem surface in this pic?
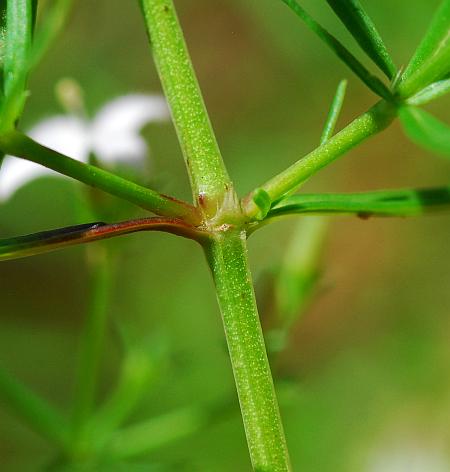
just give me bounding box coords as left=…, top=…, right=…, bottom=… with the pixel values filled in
left=205, top=229, right=291, bottom=472
left=0, top=131, right=197, bottom=221
left=140, top=0, right=231, bottom=212
left=244, top=100, right=396, bottom=219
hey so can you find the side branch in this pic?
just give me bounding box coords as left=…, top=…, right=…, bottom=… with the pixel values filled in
left=0, top=131, right=199, bottom=223
left=0, top=217, right=207, bottom=261
left=243, top=100, right=396, bottom=220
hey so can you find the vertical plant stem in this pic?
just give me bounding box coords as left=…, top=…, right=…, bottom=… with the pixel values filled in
left=140, top=1, right=292, bottom=468
left=140, top=0, right=231, bottom=213
left=205, top=229, right=292, bottom=472
left=71, top=245, right=113, bottom=452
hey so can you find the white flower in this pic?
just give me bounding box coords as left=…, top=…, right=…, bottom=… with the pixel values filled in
left=0, top=94, right=170, bottom=201
left=367, top=444, right=449, bottom=472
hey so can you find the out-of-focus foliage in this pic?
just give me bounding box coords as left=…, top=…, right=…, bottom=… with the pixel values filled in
left=0, top=0, right=449, bottom=470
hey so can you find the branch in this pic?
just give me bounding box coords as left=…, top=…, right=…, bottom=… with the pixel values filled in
left=0, top=131, right=199, bottom=222
left=243, top=100, right=397, bottom=220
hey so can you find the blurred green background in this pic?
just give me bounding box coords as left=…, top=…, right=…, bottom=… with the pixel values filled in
left=1, top=0, right=450, bottom=470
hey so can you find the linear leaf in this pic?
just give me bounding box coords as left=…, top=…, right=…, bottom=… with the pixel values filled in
left=4, top=0, right=33, bottom=94
left=30, top=0, right=73, bottom=68
left=268, top=186, right=450, bottom=218
left=326, top=0, right=396, bottom=79
left=398, top=0, right=450, bottom=97
left=0, top=365, right=69, bottom=446
left=280, top=0, right=391, bottom=98
left=275, top=217, right=327, bottom=327
left=0, top=218, right=204, bottom=261
left=406, top=78, right=450, bottom=106
left=1, top=0, right=34, bottom=127
left=106, top=406, right=209, bottom=460
left=320, top=79, right=347, bottom=144
left=399, top=106, right=450, bottom=157
left=89, top=337, right=168, bottom=447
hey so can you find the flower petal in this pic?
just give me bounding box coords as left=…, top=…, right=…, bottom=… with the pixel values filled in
left=0, top=158, right=58, bottom=201
left=91, top=94, right=169, bottom=165
left=29, top=115, right=89, bottom=161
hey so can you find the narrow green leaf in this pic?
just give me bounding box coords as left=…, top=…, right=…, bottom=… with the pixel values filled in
left=280, top=0, right=391, bottom=98
left=4, top=0, right=33, bottom=94
left=0, top=365, right=69, bottom=447
left=275, top=217, right=327, bottom=329
left=0, top=3, right=6, bottom=96
left=30, top=0, right=73, bottom=68
left=106, top=406, right=208, bottom=460
left=89, top=337, right=168, bottom=446
left=1, top=0, right=34, bottom=129
left=320, top=79, right=347, bottom=144
left=0, top=218, right=204, bottom=261
left=399, top=106, right=450, bottom=157
left=406, top=78, right=450, bottom=106
left=398, top=0, right=450, bottom=98
left=268, top=186, right=450, bottom=218
left=326, top=0, right=396, bottom=79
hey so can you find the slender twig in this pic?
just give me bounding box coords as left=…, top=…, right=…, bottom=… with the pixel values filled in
left=0, top=131, right=199, bottom=222
left=243, top=99, right=396, bottom=219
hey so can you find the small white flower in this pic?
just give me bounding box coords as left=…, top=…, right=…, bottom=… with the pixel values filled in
left=0, top=94, right=169, bottom=201
left=367, top=444, right=449, bottom=472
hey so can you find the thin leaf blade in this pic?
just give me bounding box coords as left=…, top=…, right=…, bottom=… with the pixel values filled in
left=320, top=79, right=347, bottom=144
left=268, top=186, right=450, bottom=218
left=326, top=0, right=396, bottom=79
left=406, top=78, right=450, bottom=106
left=399, top=106, right=450, bottom=157
left=280, top=0, right=391, bottom=99
left=398, top=0, right=450, bottom=97
left=0, top=218, right=203, bottom=261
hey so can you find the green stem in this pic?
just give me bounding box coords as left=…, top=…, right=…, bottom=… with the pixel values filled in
left=204, top=228, right=291, bottom=472
left=140, top=1, right=291, bottom=468
left=243, top=100, right=396, bottom=219
left=71, top=245, right=112, bottom=454
left=0, top=131, right=198, bottom=222
left=140, top=0, right=231, bottom=213
left=0, top=365, right=69, bottom=448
